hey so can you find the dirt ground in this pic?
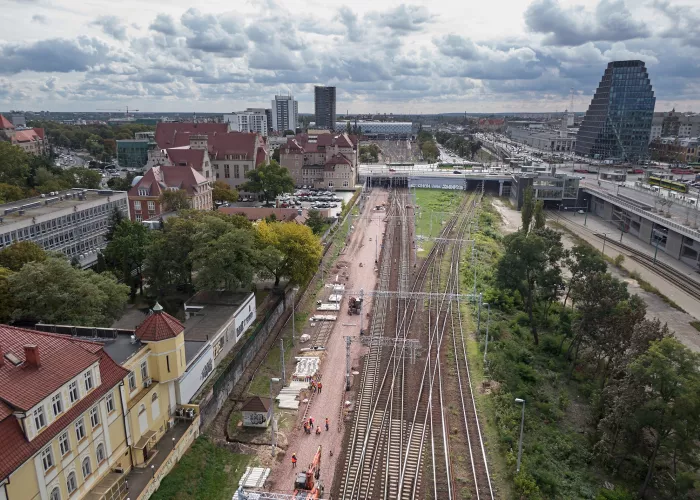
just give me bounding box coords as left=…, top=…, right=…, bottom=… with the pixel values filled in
left=265, top=188, right=390, bottom=493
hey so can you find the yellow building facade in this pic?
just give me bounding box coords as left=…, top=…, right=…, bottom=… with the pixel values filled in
left=0, top=305, right=187, bottom=500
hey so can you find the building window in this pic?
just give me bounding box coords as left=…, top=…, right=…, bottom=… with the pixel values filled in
left=59, top=431, right=70, bottom=456
left=138, top=404, right=146, bottom=415
left=66, top=472, right=77, bottom=494
left=138, top=188, right=149, bottom=196
left=41, top=446, right=54, bottom=472
left=133, top=200, right=141, bottom=211
left=106, top=393, right=115, bottom=413
left=151, top=392, right=158, bottom=402
left=89, top=407, right=100, bottom=428
left=81, top=457, right=92, bottom=479
left=69, top=381, right=79, bottom=403
left=128, top=371, right=136, bottom=392
left=84, top=370, right=94, bottom=392
left=234, top=165, right=240, bottom=178
left=135, top=215, right=143, bottom=222
left=224, top=165, right=230, bottom=178
left=50, top=487, right=60, bottom=500
left=34, top=406, right=47, bottom=431
left=140, top=360, right=148, bottom=381
left=75, top=418, right=86, bottom=442
left=147, top=201, right=155, bottom=211
left=51, top=393, right=64, bottom=417
left=96, top=443, right=106, bottom=464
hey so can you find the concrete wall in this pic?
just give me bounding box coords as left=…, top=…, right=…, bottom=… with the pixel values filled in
left=666, top=230, right=683, bottom=259
left=639, top=218, right=654, bottom=244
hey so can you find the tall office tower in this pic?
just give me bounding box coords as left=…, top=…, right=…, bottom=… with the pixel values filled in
left=314, top=86, right=336, bottom=131
left=271, top=94, right=298, bottom=132
left=575, top=60, right=655, bottom=162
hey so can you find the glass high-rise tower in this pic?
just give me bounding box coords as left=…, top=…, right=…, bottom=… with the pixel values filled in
left=314, top=86, right=336, bottom=131
left=575, top=60, right=655, bottom=162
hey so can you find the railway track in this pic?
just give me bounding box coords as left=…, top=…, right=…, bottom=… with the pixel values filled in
left=339, top=187, right=494, bottom=500
left=550, top=212, right=700, bottom=302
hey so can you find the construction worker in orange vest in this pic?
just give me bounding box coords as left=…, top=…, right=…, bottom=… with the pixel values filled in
left=318, top=382, right=323, bottom=394
left=291, top=453, right=297, bottom=468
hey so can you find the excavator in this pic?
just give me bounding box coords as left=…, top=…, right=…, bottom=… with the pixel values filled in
left=294, top=445, right=324, bottom=499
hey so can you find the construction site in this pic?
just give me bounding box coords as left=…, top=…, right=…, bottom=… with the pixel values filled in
left=234, top=184, right=492, bottom=500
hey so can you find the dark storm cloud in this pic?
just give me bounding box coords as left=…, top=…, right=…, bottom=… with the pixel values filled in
left=0, top=37, right=112, bottom=75
left=525, top=0, right=649, bottom=46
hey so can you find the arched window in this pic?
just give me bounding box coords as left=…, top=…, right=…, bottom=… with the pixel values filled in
left=66, top=472, right=77, bottom=494
left=50, top=487, right=60, bottom=500
left=81, top=456, right=92, bottom=479
left=138, top=404, right=146, bottom=415
left=151, top=393, right=158, bottom=402
left=96, top=443, right=106, bottom=464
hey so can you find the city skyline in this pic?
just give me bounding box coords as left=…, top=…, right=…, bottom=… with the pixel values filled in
left=1, top=0, right=699, bottom=113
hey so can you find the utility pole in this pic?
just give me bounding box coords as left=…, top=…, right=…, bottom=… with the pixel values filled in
left=483, top=302, right=491, bottom=363
left=476, top=293, right=483, bottom=333
left=345, top=336, right=352, bottom=391
left=359, top=288, right=365, bottom=334
left=515, top=398, right=526, bottom=473
left=280, top=338, right=285, bottom=385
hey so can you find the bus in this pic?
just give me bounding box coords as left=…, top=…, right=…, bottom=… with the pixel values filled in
left=648, top=176, right=688, bottom=193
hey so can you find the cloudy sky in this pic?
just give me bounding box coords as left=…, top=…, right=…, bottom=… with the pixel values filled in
left=1, top=0, right=699, bottom=114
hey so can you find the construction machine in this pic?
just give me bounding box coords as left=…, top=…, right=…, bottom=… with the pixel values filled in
left=348, top=297, right=362, bottom=315
left=294, top=446, right=324, bottom=499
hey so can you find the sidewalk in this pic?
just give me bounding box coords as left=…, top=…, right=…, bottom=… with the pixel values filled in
left=266, top=188, right=390, bottom=493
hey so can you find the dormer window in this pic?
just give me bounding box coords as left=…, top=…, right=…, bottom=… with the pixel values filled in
left=138, top=188, right=149, bottom=196
left=84, top=370, right=94, bottom=392
left=33, top=406, right=46, bottom=431
left=68, top=381, right=79, bottom=403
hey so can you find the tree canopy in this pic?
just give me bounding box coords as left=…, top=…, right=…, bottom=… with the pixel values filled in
left=212, top=181, right=239, bottom=204
left=0, top=241, right=47, bottom=271
left=240, top=160, right=294, bottom=203
left=103, top=220, right=150, bottom=298
left=7, top=257, right=128, bottom=326
left=160, top=189, right=191, bottom=212
left=255, top=220, right=322, bottom=286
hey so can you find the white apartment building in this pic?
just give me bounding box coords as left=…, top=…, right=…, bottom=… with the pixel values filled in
left=224, top=109, right=269, bottom=137
left=271, top=95, right=298, bottom=133
left=0, top=189, right=129, bottom=267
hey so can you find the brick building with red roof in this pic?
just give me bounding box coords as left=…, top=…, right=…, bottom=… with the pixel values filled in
left=153, top=122, right=268, bottom=195
left=279, top=132, right=358, bottom=190
left=0, top=113, right=48, bottom=156
left=128, top=164, right=213, bottom=222
left=0, top=325, right=129, bottom=499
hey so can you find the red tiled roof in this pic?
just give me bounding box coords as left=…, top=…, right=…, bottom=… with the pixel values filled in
left=0, top=326, right=101, bottom=411
left=166, top=148, right=205, bottom=172
left=33, top=128, right=45, bottom=140
left=334, top=134, right=353, bottom=148
left=129, top=165, right=208, bottom=198
left=135, top=307, right=184, bottom=342
left=0, top=115, right=14, bottom=130
left=325, top=154, right=352, bottom=166
left=155, top=122, right=228, bottom=149
left=209, top=132, right=256, bottom=161
left=0, top=328, right=128, bottom=481
left=11, top=129, right=43, bottom=144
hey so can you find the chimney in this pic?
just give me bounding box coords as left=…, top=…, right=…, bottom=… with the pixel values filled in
left=24, top=345, right=40, bottom=368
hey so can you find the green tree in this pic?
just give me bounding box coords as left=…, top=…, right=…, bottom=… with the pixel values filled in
left=7, top=257, right=129, bottom=326
left=563, top=244, right=606, bottom=306
left=105, top=208, right=125, bottom=242
left=0, top=183, right=25, bottom=203
left=256, top=220, right=322, bottom=286
left=192, top=229, right=257, bottom=291
left=0, top=267, right=14, bottom=323
left=62, top=167, right=102, bottom=189
left=107, top=172, right=136, bottom=191
left=533, top=199, right=545, bottom=230
left=0, top=241, right=47, bottom=271
left=212, top=181, right=239, bottom=205
left=240, top=160, right=294, bottom=204
left=306, top=209, right=326, bottom=235
left=0, top=142, right=30, bottom=186
left=272, top=147, right=281, bottom=162
left=160, top=189, right=190, bottom=212
left=496, top=229, right=564, bottom=344
left=103, top=220, right=150, bottom=298
left=521, top=186, right=534, bottom=233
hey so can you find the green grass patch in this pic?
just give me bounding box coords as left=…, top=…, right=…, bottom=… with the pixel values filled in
left=150, top=436, right=252, bottom=500
left=414, top=188, right=465, bottom=255
left=691, top=321, right=700, bottom=332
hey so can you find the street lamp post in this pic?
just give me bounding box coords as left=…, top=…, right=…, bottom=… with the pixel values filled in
left=270, top=377, right=280, bottom=456
left=515, top=398, right=526, bottom=473
left=291, top=287, right=299, bottom=344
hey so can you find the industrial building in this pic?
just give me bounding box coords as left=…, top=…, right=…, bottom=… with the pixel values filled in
left=575, top=60, right=655, bottom=162
left=0, top=189, right=129, bottom=267
left=334, top=121, right=413, bottom=139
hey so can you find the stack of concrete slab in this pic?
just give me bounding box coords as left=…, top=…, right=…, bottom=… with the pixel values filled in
left=293, top=356, right=321, bottom=379
left=317, top=303, right=340, bottom=311
left=311, top=314, right=337, bottom=321
left=276, top=381, right=308, bottom=410
left=239, top=467, right=270, bottom=488
left=328, top=294, right=343, bottom=303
